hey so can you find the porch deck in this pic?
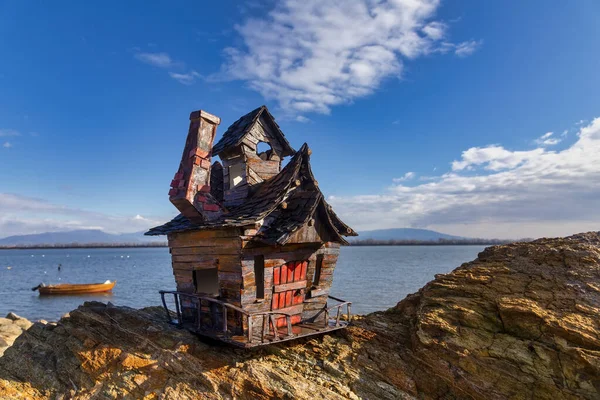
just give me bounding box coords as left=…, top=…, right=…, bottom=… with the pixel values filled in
left=159, top=290, right=352, bottom=348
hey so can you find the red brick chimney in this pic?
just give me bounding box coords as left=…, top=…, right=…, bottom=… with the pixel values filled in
left=169, top=110, right=224, bottom=223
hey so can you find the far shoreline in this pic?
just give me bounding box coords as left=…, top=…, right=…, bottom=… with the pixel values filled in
left=0, top=239, right=516, bottom=250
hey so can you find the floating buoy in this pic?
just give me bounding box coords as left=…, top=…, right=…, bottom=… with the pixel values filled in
left=6, top=266, right=12, bottom=270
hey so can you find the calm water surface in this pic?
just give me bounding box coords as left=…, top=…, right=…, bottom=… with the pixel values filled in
left=0, top=246, right=485, bottom=321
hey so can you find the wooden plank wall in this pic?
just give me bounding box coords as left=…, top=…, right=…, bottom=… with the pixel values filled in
left=168, top=227, right=244, bottom=332
left=167, top=227, right=342, bottom=335
left=167, top=228, right=243, bottom=302
left=243, top=117, right=283, bottom=182
left=222, top=154, right=249, bottom=208
left=240, top=240, right=341, bottom=324
left=222, top=115, right=286, bottom=207
left=301, top=242, right=340, bottom=323
left=285, top=213, right=335, bottom=245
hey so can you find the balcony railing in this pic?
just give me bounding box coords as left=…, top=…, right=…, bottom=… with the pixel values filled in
left=159, top=290, right=351, bottom=347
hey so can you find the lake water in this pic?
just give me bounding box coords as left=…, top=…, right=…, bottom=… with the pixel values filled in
left=0, top=246, right=486, bottom=321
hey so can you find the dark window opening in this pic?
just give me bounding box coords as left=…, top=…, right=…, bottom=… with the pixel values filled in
left=254, top=255, right=265, bottom=299
left=313, top=254, right=323, bottom=287
left=193, top=268, right=219, bottom=296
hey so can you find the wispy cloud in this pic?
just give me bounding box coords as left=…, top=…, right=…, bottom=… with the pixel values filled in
left=0, top=193, right=171, bottom=238
left=0, top=129, right=20, bottom=137
left=169, top=71, right=201, bottom=85
left=535, top=131, right=561, bottom=146
left=393, top=172, right=415, bottom=182
left=295, top=115, right=311, bottom=123
left=134, top=52, right=175, bottom=68
left=453, top=39, right=483, bottom=57
left=219, top=0, right=481, bottom=115
left=2, top=142, right=12, bottom=148
left=329, top=117, right=600, bottom=239
left=134, top=50, right=202, bottom=85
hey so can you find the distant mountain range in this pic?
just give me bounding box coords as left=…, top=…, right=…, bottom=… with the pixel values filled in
left=354, top=228, right=464, bottom=241
left=0, top=228, right=463, bottom=246
left=0, top=229, right=166, bottom=246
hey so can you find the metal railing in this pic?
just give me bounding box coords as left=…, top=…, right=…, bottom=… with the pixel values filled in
left=159, top=290, right=352, bottom=345
left=323, top=295, right=352, bottom=328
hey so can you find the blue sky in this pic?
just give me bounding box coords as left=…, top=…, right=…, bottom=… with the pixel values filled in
left=1, top=0, right=600, bottom=239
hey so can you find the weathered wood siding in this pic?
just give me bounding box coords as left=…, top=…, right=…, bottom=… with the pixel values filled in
left=167, top=228, right=243, bottom=302
left=222, top=154, right=249, bottom=208
left=285, top=212, right=336, bottom=244
left=221, top=114, right=288, bottom=207
left=302, top=242, right=340, bottom=322
left=240, top=239, right=340, bottom=324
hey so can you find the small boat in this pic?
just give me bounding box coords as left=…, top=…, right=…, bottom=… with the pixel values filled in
left=33, top=280, right=116, bottom=295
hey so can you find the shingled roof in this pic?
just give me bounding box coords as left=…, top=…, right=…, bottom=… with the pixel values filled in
left=211, top=106, right=295, bottom=157
left=146, top=144, right=357, bottom=245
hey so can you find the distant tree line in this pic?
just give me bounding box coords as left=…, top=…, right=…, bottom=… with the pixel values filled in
left=0, top=242, right=168, bottom=250
left=0, top=238, right=526, bottom=250
left=348, top=238, right=521, bottom=246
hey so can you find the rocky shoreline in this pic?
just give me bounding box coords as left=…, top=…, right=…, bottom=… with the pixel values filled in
left=1, top=232, right=599, bottom=399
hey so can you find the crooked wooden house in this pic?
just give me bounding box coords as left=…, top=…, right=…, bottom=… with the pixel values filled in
left=147, top=106, right=357, bottom=347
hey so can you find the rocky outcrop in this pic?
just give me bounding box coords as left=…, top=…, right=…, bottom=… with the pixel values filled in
left=0, top=232, right=599, bottom=399
left=0, top=313, right=32, bottom=357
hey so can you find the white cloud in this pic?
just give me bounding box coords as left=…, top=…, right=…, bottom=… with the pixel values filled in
left=134, top=52, right=174, bottom=68
left=453, top=39, right=483, bottom=57
left=0, top=193, right=170, bottom=238
left=393, top=172, right=415, bottom=182
left=295, top=115, right=310, bottom=123
left=219, top=0, right=481, bottom=114
left=0, top=129, right=20, bottom=137
left=2, top=142, right=12, bottom=148
left=535, top=131, right=561, bottom=146
left=329, top=117, right=600, bottom=239
left=135, top=51, right=203, bottom=85
left=169, top=70, right=201, bottom=85
left=451, top=145, right=545, bottom=171
left=422, top=21, right=446, bottom=40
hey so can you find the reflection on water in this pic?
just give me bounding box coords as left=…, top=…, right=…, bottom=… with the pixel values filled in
left=0, top=245, right=486, bottom=320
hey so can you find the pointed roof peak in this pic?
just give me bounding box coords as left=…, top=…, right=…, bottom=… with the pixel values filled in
left=212, top=105, right=295, bottom=157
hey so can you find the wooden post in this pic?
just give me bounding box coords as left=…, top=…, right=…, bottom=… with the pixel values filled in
left=270, top=315, right=279, bottom=340
left=222, top=306, right=228, bottom=333
left=286, top=315, right=293, bottom=337
left=324, top=310, right=329, bottom=329
left=335, top=307, right=341, bottom=327
left=247, top=315, right=253, bottom=343
left=347, top=304, right=352, bottom=323
left=262, top=315, right=268, bottom=342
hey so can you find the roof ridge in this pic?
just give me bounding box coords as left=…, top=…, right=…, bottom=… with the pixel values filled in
left=211, top=105, right=295, bottom=157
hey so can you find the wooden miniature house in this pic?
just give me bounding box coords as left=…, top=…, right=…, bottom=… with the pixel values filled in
left=147, top=106, right=357, bottom=347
